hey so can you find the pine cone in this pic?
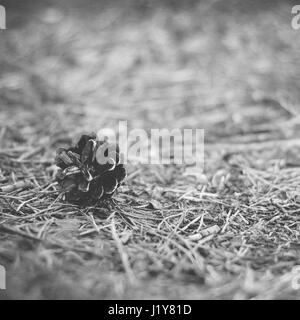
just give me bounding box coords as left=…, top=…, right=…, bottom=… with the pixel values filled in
left=55, top=133, right=126, bottom=205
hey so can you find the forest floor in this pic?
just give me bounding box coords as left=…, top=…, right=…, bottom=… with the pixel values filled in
left=0, top=0, right=299, bottom=299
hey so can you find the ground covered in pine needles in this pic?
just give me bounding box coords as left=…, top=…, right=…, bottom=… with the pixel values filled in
left=0, top=0, right=299, bottom=299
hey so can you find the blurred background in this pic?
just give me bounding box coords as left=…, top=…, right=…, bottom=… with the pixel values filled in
left=1, top=0, right=299, bottom=141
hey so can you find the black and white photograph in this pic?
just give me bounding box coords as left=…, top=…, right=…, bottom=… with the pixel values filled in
left=0, top=0, right=299, bottom=303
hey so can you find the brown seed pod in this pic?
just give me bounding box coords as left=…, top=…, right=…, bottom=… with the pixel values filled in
left=55, top=133, right=126, bottom=205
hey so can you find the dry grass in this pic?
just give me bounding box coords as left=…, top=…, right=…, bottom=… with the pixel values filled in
left=0, top=0, right=299, bottom=299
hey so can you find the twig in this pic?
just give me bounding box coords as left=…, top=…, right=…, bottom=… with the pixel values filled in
left=0, top=181, right=33, bottom=193
left=111, top=217, right=137, bottom=285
